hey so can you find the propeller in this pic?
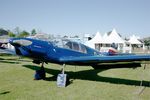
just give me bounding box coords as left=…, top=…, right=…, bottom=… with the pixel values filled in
left=0, top=41, right=16, bottom=55
left=0, top=39, right=9, bottom=49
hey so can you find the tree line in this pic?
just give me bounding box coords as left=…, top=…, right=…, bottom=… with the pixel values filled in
left=0, top=27, right=150, bottom=46
left=0, top=27, right=37, bottom=38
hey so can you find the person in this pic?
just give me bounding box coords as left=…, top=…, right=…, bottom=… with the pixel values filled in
left=111, top=43, right=118, bottom=49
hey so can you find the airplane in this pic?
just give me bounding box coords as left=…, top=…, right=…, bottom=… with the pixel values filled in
left=0, top=37, right=150, bottom=82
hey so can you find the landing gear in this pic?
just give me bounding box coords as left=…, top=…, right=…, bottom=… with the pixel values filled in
left=34, top=62, right=46, bottom=80
left=57, top=64, right=70, bottom=87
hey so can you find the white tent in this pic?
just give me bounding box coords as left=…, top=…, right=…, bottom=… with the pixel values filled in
left=84, top=29, right=139, bottom=52
left=103, top=29, right=125, bottom=44
left=88, top=31, right=103, bottom=43
left=102, top=29, right=126, bottom=51
left=85, top=29, right=127, bottom=51
left=86, top=29, right=125, bottom=44
left=128, top=35, right=145, bottom=52
left=85, top=31, right=102, bottom=49
left=103, top=33, right=108, bottom=39
left=128, top=35, right=142, bottom=44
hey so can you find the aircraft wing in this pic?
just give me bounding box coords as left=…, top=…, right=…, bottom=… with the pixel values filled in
left=59, top=54, right=150, bottom=65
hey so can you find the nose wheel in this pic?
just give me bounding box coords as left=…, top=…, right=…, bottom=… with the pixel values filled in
left=34, top=62, right=46, bottom=80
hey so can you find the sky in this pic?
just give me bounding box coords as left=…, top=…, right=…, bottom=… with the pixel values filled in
left=0, top=0, right=150, bottom=38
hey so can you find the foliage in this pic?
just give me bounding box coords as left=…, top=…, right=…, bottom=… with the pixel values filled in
left=63, top=35, right=68, bottom=38
left=73, top=35, right=79, bottom=38
left=8, top=31, right=16, bottom=37
left=0, top=28, right=8, bottom=36
left=17, top=30, right=30, bottom=38
left=0, top=27, right=39, bottom=38
left=31, top=29, right=37, bottom=35
left=144, top=40, right=150, bottom=46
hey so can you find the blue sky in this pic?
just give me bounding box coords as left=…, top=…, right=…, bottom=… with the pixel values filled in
left=0, top=0, right=150, bottom=38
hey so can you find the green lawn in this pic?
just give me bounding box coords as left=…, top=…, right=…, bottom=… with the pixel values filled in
left=0, top=55, right=150, bottom=100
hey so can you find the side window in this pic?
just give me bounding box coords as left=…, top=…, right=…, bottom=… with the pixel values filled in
left=64, top=42, right=72, bottom=49
left=80, top=45, right=87, bottom=53
left=72, top=42, right=79, bottom=51
left=63, top=40, right=87, bottom=53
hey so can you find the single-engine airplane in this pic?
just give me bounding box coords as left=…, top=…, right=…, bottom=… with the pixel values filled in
left=0, top=38, right=150, bottom=81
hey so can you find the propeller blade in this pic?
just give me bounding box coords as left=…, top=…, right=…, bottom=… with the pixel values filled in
left=0, top=39, right=9, bottom=49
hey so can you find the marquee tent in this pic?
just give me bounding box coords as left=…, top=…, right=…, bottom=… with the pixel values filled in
left=103, top=29, right=125, bottom=44
left=84, top=29, right=146, bottom=53
left=128, top=35, right=142, bottom=44
left=85, top=31, right=103, bottom=49
left=128, top=35, right=145, bottom=51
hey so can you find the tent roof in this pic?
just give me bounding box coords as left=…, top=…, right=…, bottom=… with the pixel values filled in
left=87, top=31, right=103, bottom=44
left=86, top=29, right=126, bottom=45
left=103, top=29, right=125, bottom=44
left=128, top=35, right=142, bottom=44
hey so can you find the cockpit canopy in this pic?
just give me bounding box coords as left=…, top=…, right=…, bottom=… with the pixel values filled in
left=51, top=39, right=87, bottom=53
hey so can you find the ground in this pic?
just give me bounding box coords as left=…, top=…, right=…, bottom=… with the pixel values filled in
left=0, top=55, right=150, bottom=100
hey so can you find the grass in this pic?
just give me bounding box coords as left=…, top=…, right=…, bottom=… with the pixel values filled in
left=0, top=55, right=150, bottom=100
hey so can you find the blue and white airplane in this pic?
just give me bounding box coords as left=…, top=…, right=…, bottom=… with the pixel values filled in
left=0, top=38, right=150, bottom=79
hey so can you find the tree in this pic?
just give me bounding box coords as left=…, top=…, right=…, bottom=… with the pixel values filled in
left=144, top=40, right=150, bottom=46
left=31, top=29, right=37, bottom=35
left=63, top=35, right=68, bottom=38
left=8, top=31, right=16, bottom=37
left=73, top=35, right=79, bottom=38
left=0, top=28, right=8, bottom=36
left=17, top=30, right=30, bottom=38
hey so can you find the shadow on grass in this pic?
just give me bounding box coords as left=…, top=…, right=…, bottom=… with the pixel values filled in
left=0, top=60, right=20, bottom=64
left=0, top=91, right=10, bottom=95
left=23, top=64, right=150, bottom=87
left=92, top=63, right=142, bottom=69
left=0, top=58, right=5, bottom=60
left=0, top=56, right=31, bottom=64
left=0, top=57, right=20, bottom=64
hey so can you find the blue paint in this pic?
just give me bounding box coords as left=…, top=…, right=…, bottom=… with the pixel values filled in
left=9, top=38, right=150, bottom=65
